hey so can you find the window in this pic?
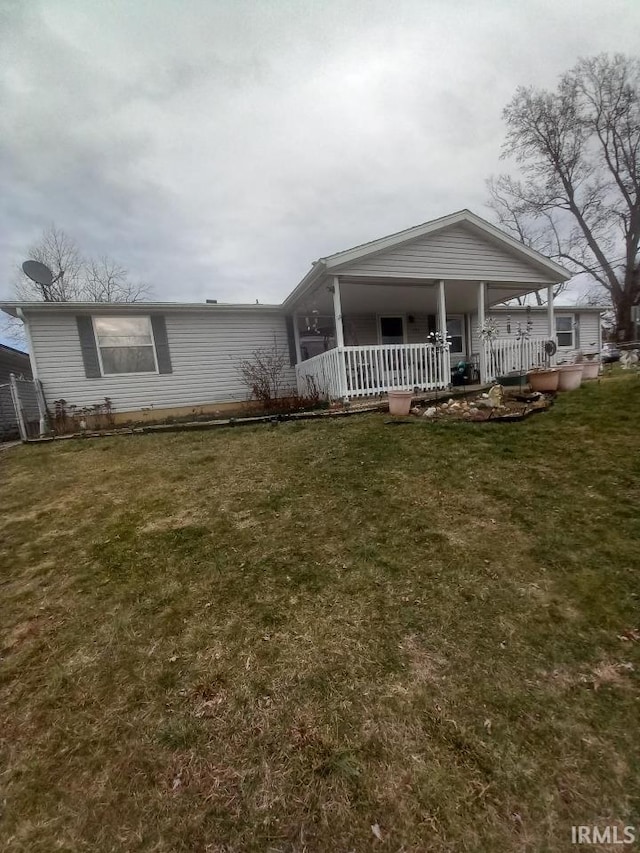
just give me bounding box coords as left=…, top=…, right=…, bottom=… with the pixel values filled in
left=379, top=316, right=405, bottom=344
left=555, top=315, right=575, bottom=348
left=94, top=316, right=157, bottom=375
left=446, top=316, right=464, bottom=355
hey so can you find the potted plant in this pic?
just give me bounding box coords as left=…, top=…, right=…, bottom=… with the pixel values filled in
left=581, top=346, right=600, bottom=379
left=527, top=339, right=559, bottom=392
left=388, top=389, right=415, bottom=416
left=527, top=366, right=560, bottom=392
left=557, top=361, right=584, bottom=391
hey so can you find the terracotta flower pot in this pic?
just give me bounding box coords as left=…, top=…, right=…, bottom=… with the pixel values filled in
left=527, top=368, right=559, bottom=393
left=557, top=364, right=584, bottom=391
left=581, top=360, right=600, bottom=380
left=388, top=390, right=414, bottom=416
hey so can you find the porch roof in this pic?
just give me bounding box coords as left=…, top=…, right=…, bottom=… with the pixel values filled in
left=289, top=278, right=556, bottom=317
left=283, top=209, right=571, bottom=313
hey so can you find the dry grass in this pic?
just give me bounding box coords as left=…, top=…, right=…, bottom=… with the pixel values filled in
left=1, top=374, right=639, bottom=851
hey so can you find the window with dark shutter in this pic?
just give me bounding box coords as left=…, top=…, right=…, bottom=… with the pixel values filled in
left=76, top=315, right=101, bottom=378
left=284, top=316, right=297, bottom=367
left=77, top=314, right=173, bottom=376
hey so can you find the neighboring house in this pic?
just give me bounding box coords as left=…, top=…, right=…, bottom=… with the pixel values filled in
left=0, top=209, right=603, bottom=421
left=0, top=343, right=33, bottom=440
left=0, top=343, right=32, bottom=384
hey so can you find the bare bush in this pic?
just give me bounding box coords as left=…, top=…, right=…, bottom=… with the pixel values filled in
left=238, top=342, right=289, bottom=407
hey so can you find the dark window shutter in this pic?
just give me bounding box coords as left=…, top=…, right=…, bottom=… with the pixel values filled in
left=151, top=315, right=172, bottom=374
left=76, top=316, right=101, bottom=378
left=574, top=315, right=580, bottom=349
left=285, top=316, right=297, bottom=366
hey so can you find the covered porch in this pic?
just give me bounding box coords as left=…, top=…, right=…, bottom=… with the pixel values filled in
left=284, top=210, right=570, bottom=401
left=291, top=277, right=556, bottom=400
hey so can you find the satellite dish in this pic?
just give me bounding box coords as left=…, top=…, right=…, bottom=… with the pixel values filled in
left=544, top=340, right=557, bottom=356
left=22, top=260, right=54, bottom=287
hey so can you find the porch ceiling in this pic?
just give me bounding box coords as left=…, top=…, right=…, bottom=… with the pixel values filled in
left=296, top=276, right=550, bottom=316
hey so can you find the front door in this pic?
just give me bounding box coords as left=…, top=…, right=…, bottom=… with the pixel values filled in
left=379, top=316, right=405, bottom=345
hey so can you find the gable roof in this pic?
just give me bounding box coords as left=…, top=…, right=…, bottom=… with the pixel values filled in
left=283, top=209, right=571, bottom=308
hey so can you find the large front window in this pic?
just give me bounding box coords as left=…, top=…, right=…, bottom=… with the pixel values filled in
left=94, top=316, right=157, bottom=375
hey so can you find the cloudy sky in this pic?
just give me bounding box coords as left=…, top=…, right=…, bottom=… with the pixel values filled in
left=1, top=0, right=639, bottom=322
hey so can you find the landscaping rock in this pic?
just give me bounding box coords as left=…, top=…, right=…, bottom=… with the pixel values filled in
left=423, top=406, right=437, bottom=418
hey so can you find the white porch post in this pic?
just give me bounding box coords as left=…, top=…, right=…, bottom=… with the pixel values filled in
left=547, top=283, right=555, bottom=338
left=332, top=276, right=349, bottom=400
left=437, top=279, right=447, bottom=337
left=292, top=313, right=302, bottom=364
left=437, top=280, right=450, bottom=387
left=332, top=276, right=345, bottom=347
left=477, top=280, right=487, bottom=383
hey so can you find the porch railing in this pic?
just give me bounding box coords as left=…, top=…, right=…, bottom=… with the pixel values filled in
left=295, top=344, right=450, bottom=400
left=483, top=336, right=548, bottom=380
left=295, top=347, right=346, bottom=400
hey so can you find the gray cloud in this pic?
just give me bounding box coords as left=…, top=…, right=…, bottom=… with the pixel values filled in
left=1, top=0, right=638, bottom=333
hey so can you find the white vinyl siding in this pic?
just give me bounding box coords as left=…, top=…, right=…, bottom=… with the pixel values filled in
left=343, top=314, right=378, bottom=346
left=334, top=224, right=558, bottom=283
left=575, top=312, right=601, bottom=353
left=26, top=309, right=296, bottom=413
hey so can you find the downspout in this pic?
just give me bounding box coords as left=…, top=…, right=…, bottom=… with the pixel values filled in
left=16, top=308, right=38, bottom=378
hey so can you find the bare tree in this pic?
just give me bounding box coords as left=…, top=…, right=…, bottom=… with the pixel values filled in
left=488, top=54, right=640, bottom=338
left=15, top=224, right=153, bottom=304
left=17, top=225, right=84, bottom=302
left=84, top=256, right=152, bottom=303
left=4, top=225, right=154, bottom=345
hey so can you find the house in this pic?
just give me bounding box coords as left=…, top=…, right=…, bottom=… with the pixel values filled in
left=0, top=343, right=33, bottom=440
left=0, top=342, right=32, bottom=384
left=1, top=209, right=603, bottom=425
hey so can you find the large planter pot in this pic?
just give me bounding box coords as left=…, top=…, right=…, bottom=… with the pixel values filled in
left=527, top=368, right=559, bottom=393
left=557, top=364, right=584, bottom=391
left=388, top=390, right=414, bottom=416
left=581, top=360, right=600, bottom=380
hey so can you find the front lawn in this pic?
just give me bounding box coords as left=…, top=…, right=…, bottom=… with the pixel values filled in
left=1, top=375, right=639, bottom=852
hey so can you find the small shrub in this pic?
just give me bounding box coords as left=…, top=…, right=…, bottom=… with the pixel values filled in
left=238, top=342, right=289, bottom=408
left=50, top=397, right=115, bottom=434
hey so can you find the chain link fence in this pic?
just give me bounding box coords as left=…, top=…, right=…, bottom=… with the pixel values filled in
left=0, top=382, right=19, bottom=440
left=0, top=375, right=48, bottom=441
